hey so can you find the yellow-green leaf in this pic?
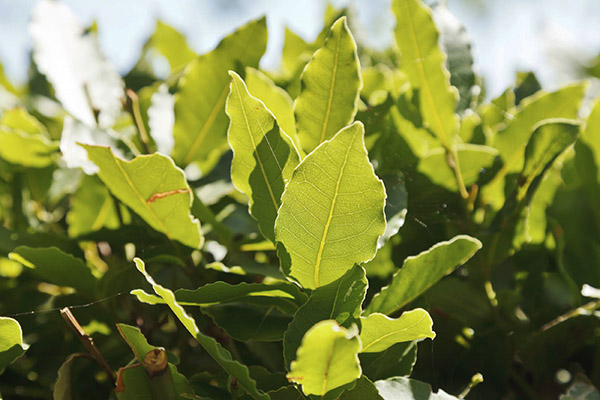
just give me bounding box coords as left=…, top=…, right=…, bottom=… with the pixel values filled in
left=132, top=258, right=269, bottom=400
left=286, top=320, right=361, bottom=396
left=0, top=317, right=28, bottom=374
left=294, top=16, right=362, bottom=154
left=226, top=71, right=300, bottom=242
left=275, top=122, right=386, bottom=289
left=366, top=235, right=481, bottom=315
left=83, top=145, right=202, bottom=249
left=392, top=0, right=459, bottom=147
left=359, top=310, right=435, bottom=353
left=172, top=17, right=267, bottom=172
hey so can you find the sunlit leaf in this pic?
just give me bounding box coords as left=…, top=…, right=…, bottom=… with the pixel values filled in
left=275, top=122, right=386, bottom=289
left=392, top=0, right=458, bottom=147
left=294, top=16, right=362, bottom=153
left=226, top=71, right=300, bottom=242
left=172, top=17, right=267, bottom=172
left=287, top=320, right=361, bottom=396
left=359, top=310, right=435, bottom=353
left=132, top=258, right=270, bottom=400
left=83, top=145, right=203, bottom=248
left=0, top=317, right=27, bottom=374
left=366, top=235, right=481, bottom=315
left=283, top=265, right=367, bottom=367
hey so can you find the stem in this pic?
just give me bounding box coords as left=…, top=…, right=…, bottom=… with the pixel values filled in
left=61, top=307, right=116, bottom=386
left=126, top=88, right=151, bottom=154
left=447, top=147, right=469, bottom=199
left=540, top=299, right=600, bottom=331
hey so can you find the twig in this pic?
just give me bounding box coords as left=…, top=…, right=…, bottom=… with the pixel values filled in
left=540, top=300, right=600, bottom=331
left=60, top=307, right=116, bottom=386
left=126, top=88, right=151, bottom=154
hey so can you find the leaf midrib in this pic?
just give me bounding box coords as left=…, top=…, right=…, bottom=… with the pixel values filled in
left=360, top=313, right=428, bottom=352
left=314, top=132, right=357, bottom=288
left=232, top=77, right=280, bottom=212
left=182, top=23, right=262, bottom=166
left=319, top=23, right=342, bottom=144
left=401, top=0, right=450, bottom=147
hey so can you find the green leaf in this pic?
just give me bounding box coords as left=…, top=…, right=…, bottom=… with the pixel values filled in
left=66, top=174, right=129, bottom=237
left=83, top=145, right=203, bottom=249
left=283, top=264, right=367, bottom=367
left=493, top=84, right=585, bottom=174
left=9, top=246, right=96, bottom=295
left=140, top=20, right=197, bottom=74
left=294, top=16, right=362, bottom=153
left=518, top=120, right=580, bottom=200
left=340, top=376, right=384, bottom=400
left=433, top=4, right=477, bottom=112
left=135, top=280, right=307, bottom=342
left=0, top=128, right=58, bottom=168
left=280, top=27, right=312, bottom=77
left=132, top=258, right=269, bottom=400
left=0, top=317, right=27, bottom=374
left=115, top=364, right=194, bottom=400
left=116, top=324, right=156, bottom=363
left=360, top=342, right=417, bottom=381
left=53, top=353, right=86, bottom=400
left=226, top=71, right=300, bottom=242
left=287, top=320, right=361, bottom=396
left=392, top=0, right=458, bottom=147
left=275, top=122, right=386, bottom=289
left=366, top=235, right=481, bottom=315
left=245, top=67, right=297, bottom=144
left=374, top=377, right=459, bottom=400
left=172, top=17, right=267, bottom=171
left=359, top=310, right=435, bottom=353
left=417, top=144, right=498, bottom=192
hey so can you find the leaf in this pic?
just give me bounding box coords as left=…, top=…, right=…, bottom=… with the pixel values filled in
left=518, top=119, right=580, bottom=200
left=115, top=364, right=194, bottom=400
left=360, top=342, right=417, bottom=381
left=148, top=83, right=175, bottom=155
left=432, top=4, right=477, bottom=112
left=283, top=265, right=367, bottom=367
left=30, top=0, right=124, bottom=127
left=0, top=127, right=58, bottom=168
left=83, top=145, right=203, bottom=249
left=294, top=16, right=362, bottom=153
left=366, top=235, right=481, bottom=315
left=139, top=20, right=197, bottom=74
left=132, top=258, right=269, bottom=400
left=417, top=144, right=498, bottom=192
left=0, top=317, right=27, bottom=374
left=116, top=324, right=156, bottom=363
left=9, top=246, right=96, bottom=295
left=245, top=67, right=297, bottom=143
left=493, top=83, right=586, bottom=174
left=172, top=17, right=267, bottom=171
left=275, top=122, right=386, bottom=289
left=575, top=99, right=600, bottom=204
left=374, top=377, right=459, bottom=400
left=286, top=320, right=361, bottom=396
left=226, top=71, right=300, bottom=242
left=359, top=310, right=435, bottom=353
left=53, top=353, right=86, bottom=400
left=340, top=376, right=384, bottom=400
left=67, top=174, right=128, bottom=237
left=392, top=0, right=458, bottom=147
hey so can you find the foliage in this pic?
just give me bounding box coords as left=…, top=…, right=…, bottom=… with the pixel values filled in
left=0, top=0, right=599, bottom=398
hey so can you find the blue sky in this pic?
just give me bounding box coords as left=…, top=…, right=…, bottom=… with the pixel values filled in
left=1, top=0, right=599, bottom=97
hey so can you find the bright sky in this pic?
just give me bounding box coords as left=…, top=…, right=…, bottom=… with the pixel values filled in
left=0, top=0, right=599, bottom=97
